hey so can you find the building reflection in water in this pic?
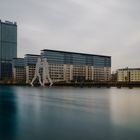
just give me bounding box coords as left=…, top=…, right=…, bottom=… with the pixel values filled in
left=0, top=86, right=17, bottom=140
left=110, top=88, right=140, bottom=140
left=15, top=87, right=112, bottom=140
left=110, top=89, right=140, bottom=126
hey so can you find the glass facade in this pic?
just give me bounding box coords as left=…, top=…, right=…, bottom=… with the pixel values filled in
left=13, top=51, right=111, bottom=83
left=41, top=49, right=111, bottom=67
left=24, top=54, right=40, bottom=66
left=12, top=58, right=25, bottom=82
left=0, top=62, right=12, bottom=80
left=0, top=20, right=17, bottom=80
left=12, top=58, right=24, bottom=67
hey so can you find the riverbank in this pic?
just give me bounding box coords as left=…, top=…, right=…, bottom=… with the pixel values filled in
left=1, top=82, right=140, bottom=88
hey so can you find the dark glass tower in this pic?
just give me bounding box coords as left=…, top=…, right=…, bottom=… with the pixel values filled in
left=0, top=20, right=17, bottom=80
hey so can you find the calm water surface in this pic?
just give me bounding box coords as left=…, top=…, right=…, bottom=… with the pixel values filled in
left=0, top=86, right=140, bottom=140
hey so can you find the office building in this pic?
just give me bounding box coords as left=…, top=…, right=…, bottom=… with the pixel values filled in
left=117, top=68, right=140, bottom=82
left=24, top=54, right=40, bottom=84
left=41, top=49, right=111, bottom=83
left=0, top=20, right=17, bottom=80
left=13, top=50, right=111, bottom=84
left=12, top=58, right=25, bottom=83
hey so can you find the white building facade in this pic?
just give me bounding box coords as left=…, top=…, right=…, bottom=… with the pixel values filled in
left=12, top=50, right=111, bottom=84
left=117, top=68, right=140, bottom=82
left=12, top=58, right=25, bottom=83
left=24, top=54, right=40, bottom=84
left=41, top=49, right=111, bottom=83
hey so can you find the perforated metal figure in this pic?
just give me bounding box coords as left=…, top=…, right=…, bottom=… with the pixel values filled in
left=42, top=58, right=53, bottom=86
left=30, top=57, right=43, bottom=86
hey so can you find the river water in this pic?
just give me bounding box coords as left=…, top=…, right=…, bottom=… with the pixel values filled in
left=0, top=86, right=140, bottom=140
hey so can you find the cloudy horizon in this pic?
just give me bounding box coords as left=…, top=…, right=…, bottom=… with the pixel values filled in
left=0, top=0, right=140, bottom=71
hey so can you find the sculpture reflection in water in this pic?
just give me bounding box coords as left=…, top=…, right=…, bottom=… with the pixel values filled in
left=30, top=58, right=53, bottom=87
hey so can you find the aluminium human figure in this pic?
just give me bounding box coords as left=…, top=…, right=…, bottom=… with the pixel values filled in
left=30, top=57, right=43, bottom=86
left=42, top=58, right=53, bottom=86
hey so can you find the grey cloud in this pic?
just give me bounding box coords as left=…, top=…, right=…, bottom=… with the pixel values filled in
left=0, top=0, right=140, bottom=70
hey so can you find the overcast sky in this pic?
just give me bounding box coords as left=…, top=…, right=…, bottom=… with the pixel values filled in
left=0, top=0, right=140, bottom=70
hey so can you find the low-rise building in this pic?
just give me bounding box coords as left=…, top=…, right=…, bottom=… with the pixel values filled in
left=24, top=54, right=40, bottom=84
left=41, top=49, right=111, bottom=83
left=117, top=68, right=140, bottom=82
left=12, top=58, right=25, bottom=83
left=12, top=50, right=111, bottom=84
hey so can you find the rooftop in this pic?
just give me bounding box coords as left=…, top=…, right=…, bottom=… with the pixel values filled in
left=13, top=58, right=24, bottom=59
left=24, top=54, right=40, bottom=57
left=41, top=49, right=111, bottom=58
left=0, top=20, right=17, bottom=26
left=118, top=68, right=140, bottom=70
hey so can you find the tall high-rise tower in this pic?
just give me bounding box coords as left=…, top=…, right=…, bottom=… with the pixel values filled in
left=0, top=20, right=17, bottom=80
